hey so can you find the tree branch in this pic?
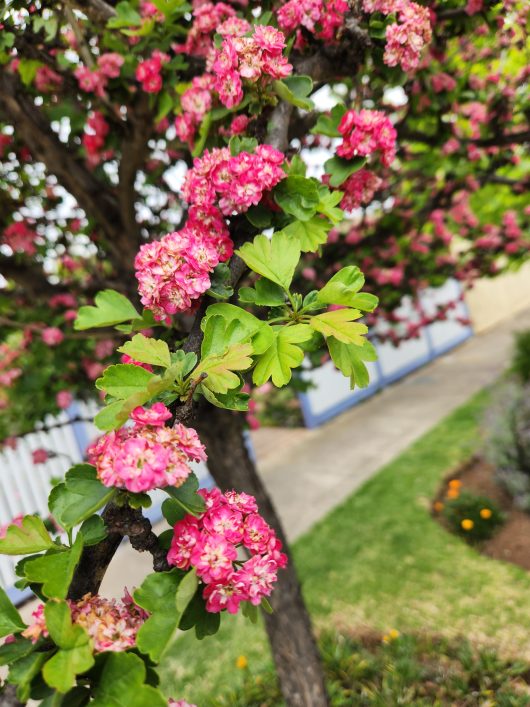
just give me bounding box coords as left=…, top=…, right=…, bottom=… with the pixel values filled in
left=71, top=0, right=116, bottom=22
left=0, top=70, right=138, bottom=276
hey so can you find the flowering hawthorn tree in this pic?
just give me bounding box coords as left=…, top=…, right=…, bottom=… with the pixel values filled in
left=0, top=0, right=529, bottom=706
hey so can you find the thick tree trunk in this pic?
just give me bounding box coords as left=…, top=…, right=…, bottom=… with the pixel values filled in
left=195, top=406, right=329, bottom=707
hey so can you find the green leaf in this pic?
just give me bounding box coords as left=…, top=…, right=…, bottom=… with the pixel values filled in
left=286, top=154, right=307, bottom=176
left=0, top=587, right=25, bottom=637
left=349, top=292, right=379, bottom=312
left=179, top=592, right=221, bottom=639
left=17, top=59, right=43, bottom=86
left=191, top=111, right=212, bottom=157
left=201, top=384, right=250, bottom=411
left=310, top=309, right=368, bottom=345
left=161, top=498, right=185, bottom=526
left=200, top=314, right=254, bottom=357
left=121, top=17, right=155, bottom=36
left=261, top=597, right=274, bottom=614
left=163, top=473, right=206, bottom=516
left=241, top=601, right=259, bottom=624
left=176, top=568, right=198, bottom=613
left=229, top=136, right=258, bottom=156
left=324, top=156, right=367, bottom=188
left=114, top=309, right=158, bottom=334
left=282, top=217, right=331, bottom=252
left=273, top=176, right=320, bottom=222
left=236, top=231, right=301, bottom=290
left=93, top=400, right=124, bottom=432
left=150, top=0, right=188, bottom=15
left=133, top=570, right=184, bottom=662
left=75, top=290, right=139, bottom=330
left=272, top=76, right=314, bottom=110
left=253, top=324, right=313, bottom=387
left=23, top=534, right=83, bottom=600
left=328, top=338, right=378, bottom=389
left=317, top=266, right=365, bottom=306
left=155, top=90, right=174, bottom=123
left=0, top=637, right=34, bottom=666
left=194, top=343, right=253, bottom=394
left=90, top=652, right=167, bottom=707
left=118, top=334, right=171, bottom=368
left=42, top=601, right=94, bottom=693
left=78, top=515, right=107, bottom=546
left=48, top=464, right=115, bottom=531
left=0, top=516, right=55, bottom=556
left=207, top=263, right=234, bottom=300
left=246, top=204, right=272, bottom=229
left=9, top=652, right=50, bottom=703
left=310, top=104, right=347, bottom=137
left=317, top=185, right=344, bottom=223
left=201, top=303, right=272, bottom=355
left=238, top=278, right=286, bottom=307
left=107, top=1, right=142, bottom=28
left=95, top=364, right=155, bottom=399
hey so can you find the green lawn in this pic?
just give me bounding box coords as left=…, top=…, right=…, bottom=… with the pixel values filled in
left=160, top=387, right=530, bottom=705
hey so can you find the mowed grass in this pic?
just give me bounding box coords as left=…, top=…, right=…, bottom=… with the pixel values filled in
left=160, top=388, right=530, bottom=704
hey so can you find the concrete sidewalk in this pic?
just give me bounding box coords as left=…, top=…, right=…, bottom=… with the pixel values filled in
left=87, top=306, right=530, bottom=601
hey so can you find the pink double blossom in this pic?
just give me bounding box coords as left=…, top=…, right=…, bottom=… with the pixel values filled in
left=87, top=404, right=206, bottom=493
left=2, top=221, right=37, bottom=255
left=23, top=590, right=148, bottom=653
left=135, top=50, right=170, bottom=93
left=135, top=205, right=232, bottom=319
left=181, top=145, right=285, bottom=216
left=277, top=0, right=348, bottom=42
left=168, top=489, right=287, bottom=614
left=337, top=109, right=397, bottom=167
left=339, top=169, right=383, bottom=210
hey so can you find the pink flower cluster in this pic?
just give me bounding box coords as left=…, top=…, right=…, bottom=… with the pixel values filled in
left=339, top=169, right=383, bottom=210
left=277, top=0, right=349, bottom=43
left=74, top=53, right=124, bottom=97
left=167, top=488, right=287, bottom=614
left=22, top=591, right=148, bottom=653
left=174, top=18, right=292, bottom=144
left=363, top=0, right=431, bottom=72
left=82, top=111, right=111, bottom=166
left=135, top=50, right=170, bottom=93
left=87, top=403, right=206, bottom=493
left=135, top=205, right=232, bottom=318
left=34, top=65, right=63, bottom=93
left=337, top=109, right=397, bottom=167
left=209, top=24, right=292, bottom=108
left=181, top=145, right=285, bottom=216
left=41, top=326, right=64, bottom=346
left=173, top=2, right=237, bottom=57
left=2, top=221, right=37, bottom=255
left=175, top=75, right=215, bottom=145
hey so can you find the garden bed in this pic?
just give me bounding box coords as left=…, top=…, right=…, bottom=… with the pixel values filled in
left=434, top=456, right=530, bottom=571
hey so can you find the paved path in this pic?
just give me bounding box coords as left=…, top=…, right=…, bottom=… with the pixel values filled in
left=42, top=305, right=530, bottom=607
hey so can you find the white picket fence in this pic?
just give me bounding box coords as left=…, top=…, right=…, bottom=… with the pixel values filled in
left=0, top=401, right=101, bottom=600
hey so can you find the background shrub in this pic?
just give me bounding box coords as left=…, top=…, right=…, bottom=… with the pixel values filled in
left=511, top=330, right=530, bottom=383
left=441, top=490, right=504, bottom=543
left=483, top=382, right=530, bottom=511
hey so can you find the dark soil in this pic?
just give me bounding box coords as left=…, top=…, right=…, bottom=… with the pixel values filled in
left=434, top=457, right=530, bottom=571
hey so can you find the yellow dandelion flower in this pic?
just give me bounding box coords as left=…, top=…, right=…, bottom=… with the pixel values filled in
left=461, top=519, right=474, bottom=531
left=236, top=655, right=248, bottom=670
left=480, top=508, right=492, bottom=519
left=448, top=479, right=462, bottom=489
